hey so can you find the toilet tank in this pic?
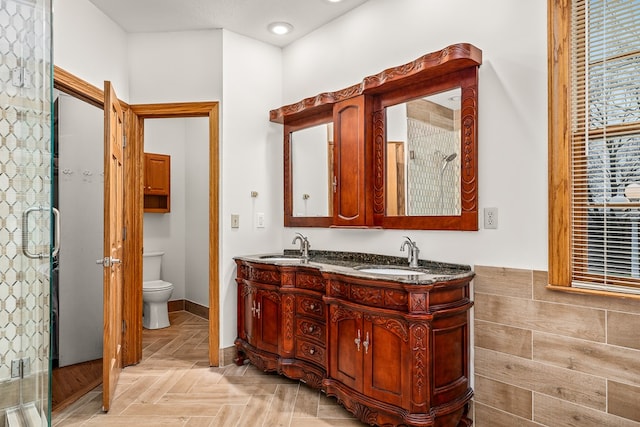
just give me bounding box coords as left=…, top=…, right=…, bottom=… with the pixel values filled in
left=143, top=252, right=164, bottom=282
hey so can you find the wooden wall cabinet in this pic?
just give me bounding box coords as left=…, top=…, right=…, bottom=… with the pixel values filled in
left=143, top=152, right=170, bottom=213
left=332, top=95, right=373, bottom=227
left=235, top=258, right=474, bottom=426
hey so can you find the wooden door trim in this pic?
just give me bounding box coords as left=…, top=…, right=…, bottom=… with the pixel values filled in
left=131, top=102, right=220, bottom=367
left=54, top=66, right=130, bottom=110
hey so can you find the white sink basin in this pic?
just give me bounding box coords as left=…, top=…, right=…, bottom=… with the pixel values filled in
left=261, top=256, right=305, bottom=262
left=358, top=267, right=427, bottom=276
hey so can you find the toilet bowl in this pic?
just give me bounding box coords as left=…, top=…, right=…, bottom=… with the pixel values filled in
left=143, top=252, right=174, bottom=329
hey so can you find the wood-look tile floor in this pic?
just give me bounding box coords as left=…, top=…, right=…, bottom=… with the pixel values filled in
left=52, top=311, right=366, bottom=427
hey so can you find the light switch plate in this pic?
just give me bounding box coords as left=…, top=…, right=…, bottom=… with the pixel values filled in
left=256, top=213, right=265, bottom=228
left=231, top=214, right=240, bottom=228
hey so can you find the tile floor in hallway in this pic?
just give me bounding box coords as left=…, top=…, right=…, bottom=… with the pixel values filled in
left=52, top=311, right=366, bottom=426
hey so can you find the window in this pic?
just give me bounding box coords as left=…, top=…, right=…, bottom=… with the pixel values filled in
left=549, top=0, right=640, bottom=296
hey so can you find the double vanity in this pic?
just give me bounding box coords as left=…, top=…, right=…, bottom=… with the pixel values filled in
left=234, top=245, right=474, bottom=427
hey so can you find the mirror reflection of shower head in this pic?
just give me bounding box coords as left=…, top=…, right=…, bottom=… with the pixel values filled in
left=441, top=152, right=457, bottom=171
left=443, top=152, right=457, bottom=162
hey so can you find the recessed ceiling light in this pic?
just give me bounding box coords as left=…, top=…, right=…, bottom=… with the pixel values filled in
left=325, top=0, right=344, bottom=3
left=268, top=22, right=294, bottom=35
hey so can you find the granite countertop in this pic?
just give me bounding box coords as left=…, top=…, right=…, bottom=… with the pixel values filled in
left=234, top=249, right=474, bottom=285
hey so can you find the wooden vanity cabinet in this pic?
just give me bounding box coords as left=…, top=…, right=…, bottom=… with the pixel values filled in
left=235, top=261, right=327, bottom=386
left=235, top=259, right=474, bottom=427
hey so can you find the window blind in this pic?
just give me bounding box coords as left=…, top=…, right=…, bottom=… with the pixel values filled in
left=571, top=0, right=640, bottom=293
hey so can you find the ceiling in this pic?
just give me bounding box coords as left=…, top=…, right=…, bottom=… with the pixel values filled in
left=87, top=0, right=370, bottom=47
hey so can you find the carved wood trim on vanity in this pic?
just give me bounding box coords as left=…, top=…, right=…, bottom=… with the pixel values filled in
left=234, top=259, right=474, bottom=427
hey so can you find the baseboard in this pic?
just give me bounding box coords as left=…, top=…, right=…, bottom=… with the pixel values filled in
left=167, top=299, right=185, bottom=312
left=168, top=299, right=208, bottom=320
left=220, top=345, right=238, bottom=366
left=185, top=300, right=209, bottom=319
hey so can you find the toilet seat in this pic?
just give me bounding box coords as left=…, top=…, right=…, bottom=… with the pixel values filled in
left=143, top=280, right=174, bottom=292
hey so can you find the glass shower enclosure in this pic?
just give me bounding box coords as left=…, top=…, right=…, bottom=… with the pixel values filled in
left=0, top=0, right=53, bottom=425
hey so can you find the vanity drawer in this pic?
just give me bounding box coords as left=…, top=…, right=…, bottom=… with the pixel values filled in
left=296, top=296, right=324, bottom=320
left=295, top=317, right=325, bottom=344
left=295, top=272, right=325, bottom=291
left=295, top=338, right=325, bottom=366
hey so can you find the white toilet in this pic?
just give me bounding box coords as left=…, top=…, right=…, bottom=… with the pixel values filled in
left=143, top=252, right=174, bottom=329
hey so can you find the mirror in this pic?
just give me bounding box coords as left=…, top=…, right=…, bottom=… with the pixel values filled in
left=290, top=122, right=333, bottom=217
left=273, top=43, right=481, bottom=230
left=385, top=88, right=461, bottom=216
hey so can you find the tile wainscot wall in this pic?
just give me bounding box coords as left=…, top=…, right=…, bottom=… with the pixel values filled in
left=473, top=266, right=640, bottom=426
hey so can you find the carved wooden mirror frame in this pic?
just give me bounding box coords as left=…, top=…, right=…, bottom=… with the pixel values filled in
left=271, top=43, right=482, bottom=230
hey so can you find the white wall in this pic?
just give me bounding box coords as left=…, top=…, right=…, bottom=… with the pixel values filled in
left=143, top=119, right=187, bottom=301
left=53, top=0, right=129, bottom=100
left=129, top=30, right=224, bottom=308
left=127, top=30, right=223, bottom=104
left=141, top=117, right=210, bottom=306
left=219, top=30, right=283, bottom=347
left=185, top=118, right=211, bottom=306
left=57, top=92, right=104, bottom=366
left=281, top=0, right=548, bottom=270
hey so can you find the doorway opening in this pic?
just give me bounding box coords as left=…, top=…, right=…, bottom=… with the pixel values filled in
left=51, top=67, right=220, bottom=411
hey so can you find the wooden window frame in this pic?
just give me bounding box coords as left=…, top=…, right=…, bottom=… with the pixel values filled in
left=547, top=0, right=640, bottom=299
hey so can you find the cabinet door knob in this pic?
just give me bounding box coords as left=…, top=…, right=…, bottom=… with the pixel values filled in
left=363, top=332, right=370, bottom=354
left=309, top=347, right=316, bottom=355
left=308, top=325, right=315, bottom=333
left=309, top=303, right=315, bottom=310
left=354, top=329, right=361, bottom=351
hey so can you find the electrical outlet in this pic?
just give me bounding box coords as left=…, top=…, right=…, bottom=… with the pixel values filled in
left=231, top=214, right=240, bottom=228
left=484, top=207, right=498, bottom=229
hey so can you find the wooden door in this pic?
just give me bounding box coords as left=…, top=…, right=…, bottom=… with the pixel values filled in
left=328, top=304, right=363, bottom=391
left=102, top=81, right=125, bottom=412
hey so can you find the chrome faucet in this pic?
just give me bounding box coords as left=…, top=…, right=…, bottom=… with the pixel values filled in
left=292, top=232, right=310, bottom=260
left=400, top=236, right=420, bottom=268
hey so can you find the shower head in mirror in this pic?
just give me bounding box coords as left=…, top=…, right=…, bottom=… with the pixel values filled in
left=443, top=152, right=457, bottom=162
left=441, top=152, right=457, bottom=171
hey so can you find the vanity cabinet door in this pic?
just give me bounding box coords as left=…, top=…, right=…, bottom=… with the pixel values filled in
left=332, top=96, right=372, bottom=227
left=328, top=304, right=363, bottom=391
left=254, top=289, right=281, bottom=354
left=362, top=315, right=409, bottom=409
left=242, top=284, right=256, bottom=347
left=328, top=303, right=410, bottom=409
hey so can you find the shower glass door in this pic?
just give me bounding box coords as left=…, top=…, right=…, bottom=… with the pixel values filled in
left=0, top=0, right=52, bottom=425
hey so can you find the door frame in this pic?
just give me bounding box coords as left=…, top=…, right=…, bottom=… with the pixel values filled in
left=130, top=102, right=220, bottom=366
left=53, top=67, right=221, bottom=367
